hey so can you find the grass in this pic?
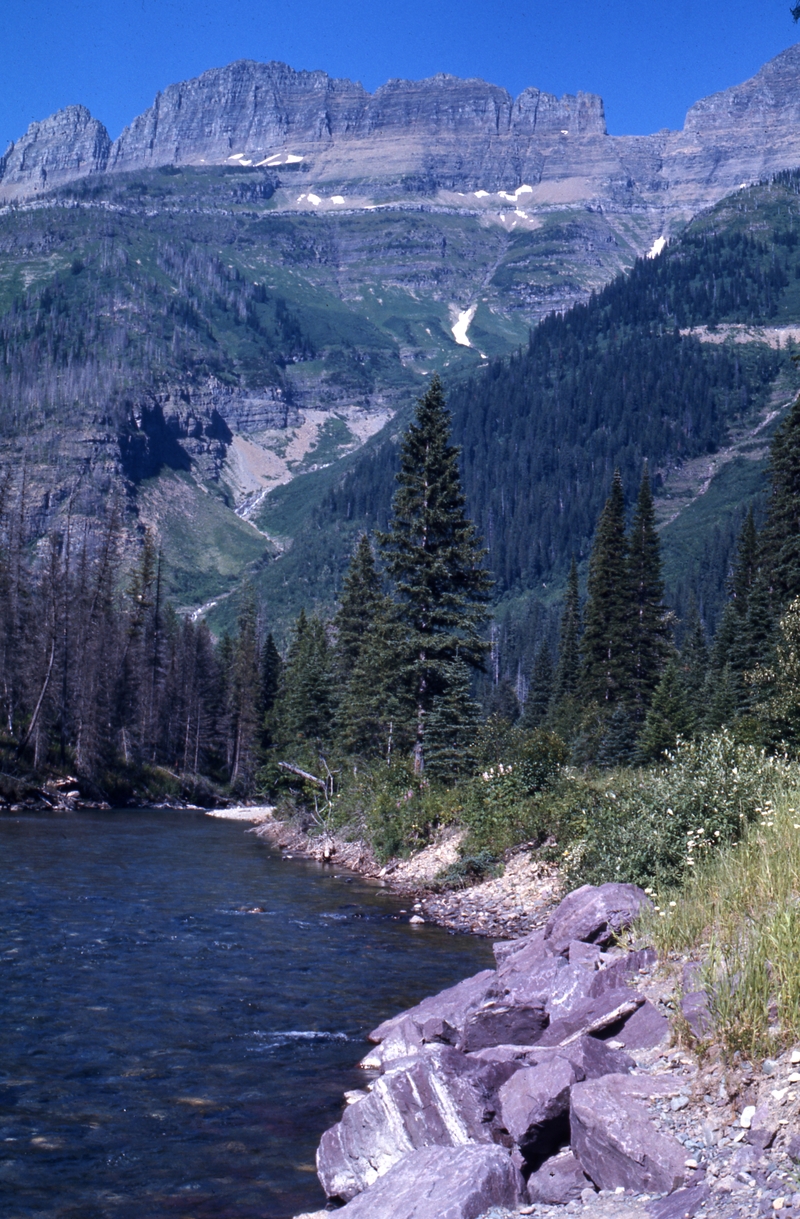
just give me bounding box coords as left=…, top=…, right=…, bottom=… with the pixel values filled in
left=642, top=778, right=800, bottom=1060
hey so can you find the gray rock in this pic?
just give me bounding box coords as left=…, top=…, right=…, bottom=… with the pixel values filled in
left=589, top=947, right=658, bottom=994
left=570, top=1075, right=686, bottom=1194
left=361, top=1015, right=424, bottom=1070
left=467, top=1033, right=632, bottom=1080
left=330, top=1144, right=524, bottom=1218
left=647, top=1180, right=711, bottom=1219
left=681, top=991, right=712, bottom=1041
left=536, top=989, right=644, bottom=1047
left=369, top=969, right=496, bottom=1046
left=543, top=883, right=652, bottom=956
left=498, top=1055, right=577, bottom=1145
left=545, top=962, right=595, bottom=1019
left=746, top=1103, right=778, bottom=1151
left=0, top=106, right=111, bottom=200
left=527, top=1149, right=590, bottom=1205
left=457, top=1000, right=548, bottom=1053
left=317, top=1044, right=517, bottom=1200
left=788, top=1133, right=800, bottom=1162
left=604, top=998, right=670, bottom=1050
left=567, top=941, right=603, bottom=969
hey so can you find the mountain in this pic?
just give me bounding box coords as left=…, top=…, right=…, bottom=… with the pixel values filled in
left=2, top=49, right=800, bottom=622
left=6, top=47, right=800, bottom=215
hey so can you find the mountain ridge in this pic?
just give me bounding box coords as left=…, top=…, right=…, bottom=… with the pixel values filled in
left=4, top=45, right=800, bottom=222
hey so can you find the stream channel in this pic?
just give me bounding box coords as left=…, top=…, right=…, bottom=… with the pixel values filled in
left=0, top=809, right=493, bottom=1219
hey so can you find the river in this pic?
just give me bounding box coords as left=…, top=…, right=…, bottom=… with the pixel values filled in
left=0, top=809, right=494, bottom=1219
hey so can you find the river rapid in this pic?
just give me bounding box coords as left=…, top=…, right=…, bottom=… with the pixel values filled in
left=0, top=810, right=493, bottom=1219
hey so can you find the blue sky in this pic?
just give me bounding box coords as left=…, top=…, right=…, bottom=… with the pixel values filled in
left=1, top=1, right=797, bottom=149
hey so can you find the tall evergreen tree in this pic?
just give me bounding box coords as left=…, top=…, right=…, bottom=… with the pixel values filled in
left=637, top=658, right=696, bottom=762
left=333, top=533, right=384, bottom=679
left=580, top=470, right=634, bottom=705
left=522, top=642, right=554, bottom=728
left=628, top=465, right=670, bottom=711
left=760, top=393, right=800, bottom=610
left=425, top=659, right=480, bottom=783
left=679, top=598, right=709, bottom=722
left=275, top=610, right=334, bottom=756
left=553, top=557, right=581, bottom=702
left=379, top=375, right=493, bottom=773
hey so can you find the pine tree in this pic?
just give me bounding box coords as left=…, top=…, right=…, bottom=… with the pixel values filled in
left=275, top=611, right=334, bottom=755
left=228, top=591, right=261, bottom=788
left=553, top=557, right=581, bottom=702
left=580, top=470, right=634, bottom=705
left=523, top=642, right=554, bottom=728
left=261, top=633, right=283, bottom=716
left=333, top=533, right=384, bottom=678
left=628, top=465, right=670, bottom=711
left=379, top=375, right=492, bottom=773
left=760, top=394, right=800, bottom=609
left=637, top=658, right=696, bottom=762
left=424, top=659, right=480, bottom=783
left=337, top=601, right=410, bottom=760
left=679, top=599, right=709, bottom=723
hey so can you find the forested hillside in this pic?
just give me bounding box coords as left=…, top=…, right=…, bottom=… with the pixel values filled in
left=247, top=172, right=800, bottom=653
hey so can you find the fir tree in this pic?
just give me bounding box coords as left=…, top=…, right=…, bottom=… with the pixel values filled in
left=679, top=599, right=709, bottom=722
left=580, top=470, right=634, bottom=706
left=229, top=591, right=261, bottom=788
left=379, top=375, right=492, bottom=773
left=260, top=632, right=283, bottom=751
left=336, top=601, right=410, bottom=760
left=628, top=465, right=670, bottom=711
left=275, top=611, right=334, bottom=755
left=425, top=658, right=480, bottom=783
left=332, top=533, right=384, bottom=679
left=760, top=394, right=800, bottom=610
left=553, top=557, right=581, bottom=702
left=522, top=641, right=554, bottom=728
left=637, top=658, right=696, bottom=762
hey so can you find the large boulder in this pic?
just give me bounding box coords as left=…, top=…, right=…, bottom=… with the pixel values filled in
left=368, top=970, right=496, bottom=1046
left=468, top=1034, right=633, bottom=1080
left=527, top=1149, right=592, bottom=1205
left=570, top=1075, right=686, bottom=1194
left=457, top=999, right=548, bottom=1052
left=604, top=999, right=670, bottom=1050
left=536, top=989, right=644, bottom=1047
left=543, top=883, right=652, bottom=956
left=329, top=1144, right=524, bottom=1218
left=491, top=932, right=564, bottom=1006
left=317, top=1045, right=517, bottom=1201
left=498, top=1054, right=577, bottom=1146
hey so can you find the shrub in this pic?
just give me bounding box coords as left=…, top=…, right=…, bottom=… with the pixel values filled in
left=567, top=730, right=795, bottom=891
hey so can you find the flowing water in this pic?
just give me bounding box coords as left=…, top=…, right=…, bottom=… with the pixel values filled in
left=0, top=810, right=493, bottom=1219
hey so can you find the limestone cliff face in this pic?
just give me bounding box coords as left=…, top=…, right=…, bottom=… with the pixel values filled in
left=0, top=105, right=111, bottom=199
left=3, top=46, right=800, bottom=216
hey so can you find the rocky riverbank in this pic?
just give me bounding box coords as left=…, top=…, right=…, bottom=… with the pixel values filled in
left=292, top=882, right=800, bottom=1219
left=252, top=813, right=563, bottom=939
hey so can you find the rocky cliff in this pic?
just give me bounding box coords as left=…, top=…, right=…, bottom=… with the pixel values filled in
left=4, top=45, right=800, bottom=214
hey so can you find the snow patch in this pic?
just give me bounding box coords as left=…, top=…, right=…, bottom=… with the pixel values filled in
left=451, top=303, right=478, bottom=347
left=647, top=236, right=667, bottom=259
left=331, top=195, right=345, bottom=205
left=307, top=193, right=321, bottom=205
left=515, top=184, right=533, bottom=196
left=260, top=152, right=305, bottom=167
left=473, top=190, right=490, bottom=198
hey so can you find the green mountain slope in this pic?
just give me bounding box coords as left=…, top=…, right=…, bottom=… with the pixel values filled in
left=234, top=172, right=800, bottom=646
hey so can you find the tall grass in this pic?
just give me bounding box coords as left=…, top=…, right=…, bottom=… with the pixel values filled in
left=642, top=785, right=800, bottom=1059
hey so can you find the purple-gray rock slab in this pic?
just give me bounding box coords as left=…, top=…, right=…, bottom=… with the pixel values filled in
left=600, top=998, right=670, bottom=1050
left=329, top=1143, right=524, bottom=1219
left=570, top=1075, right=686, bottom=1194
left=568, top=940, right=603, bottom=969
left=543, top=883, right=652, bottom=956
left=746, top=1103, right=778, bottom=1151
left=368, top=969, right=496, bottom=1045
left=317, top=1045, right=518, bottom=1200
left=589, top=946, right=658, bottom=996
left=360, top=1015, right=425, bottom=1070
left=647, top=1181, right=711, bottom=1219
left=560, top=1033, right=634, bottom=1078
left=680, top=990, right=712, bottom=1041
left=545, top=962, right=595, bottom=1019
left=457, top=1000, right=548, bottom=1053
left=497, top=1055, right=577, bottom=1145
left=526, top=1149, right=591, bottom=1205
left=536, top=989, right=644, bottom=1047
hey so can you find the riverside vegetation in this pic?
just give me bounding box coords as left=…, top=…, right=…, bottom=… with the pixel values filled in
left=6, top=366, right=800, bottom=1071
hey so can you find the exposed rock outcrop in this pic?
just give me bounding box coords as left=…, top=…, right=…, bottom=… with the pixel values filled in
left=6, top=45, right=800, bottom=216
left=313, top=882, right=698, bottom=1216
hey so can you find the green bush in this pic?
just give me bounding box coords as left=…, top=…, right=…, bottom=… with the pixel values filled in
left=566, top=730, right=795, bottom=890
